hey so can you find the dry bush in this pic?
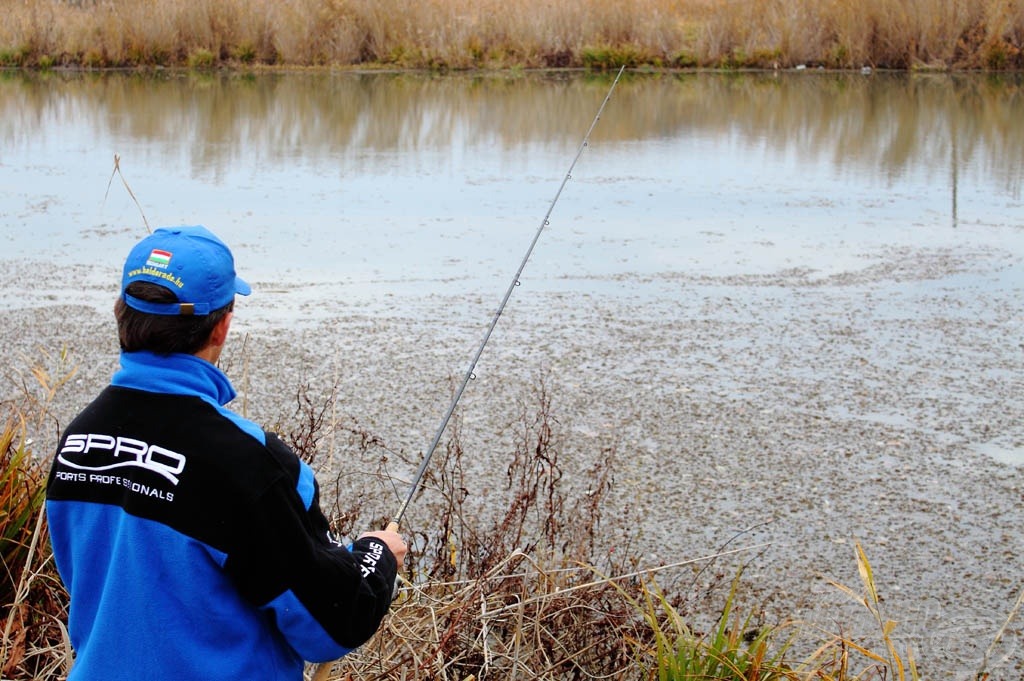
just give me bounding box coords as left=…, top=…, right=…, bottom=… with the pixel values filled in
left=0, top=414, right=70, bottom=681
left=289, top=376, right=758, bottom=681
left=306, top=401, right=653, bottom=679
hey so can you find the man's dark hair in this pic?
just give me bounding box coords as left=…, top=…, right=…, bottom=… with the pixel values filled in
left=115, top=282, right=234, bottom=355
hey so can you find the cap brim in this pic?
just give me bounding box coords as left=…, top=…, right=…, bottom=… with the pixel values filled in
left=235, top=276, right=252, bottom=296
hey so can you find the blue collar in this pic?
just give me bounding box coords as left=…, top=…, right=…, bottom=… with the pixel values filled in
left=112, top=351, right=238, bottom=406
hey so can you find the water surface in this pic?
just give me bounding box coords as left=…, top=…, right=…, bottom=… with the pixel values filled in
left=2, top=70, right=1022, bottom=310
left=3, top=71, right=1024, bottom=675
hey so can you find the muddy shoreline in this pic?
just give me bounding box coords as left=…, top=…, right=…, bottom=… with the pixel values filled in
left=3, top=247, right=1023, bottom=678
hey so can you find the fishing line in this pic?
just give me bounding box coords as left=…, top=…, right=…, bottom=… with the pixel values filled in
left=387, top=65, right=625, bottom=533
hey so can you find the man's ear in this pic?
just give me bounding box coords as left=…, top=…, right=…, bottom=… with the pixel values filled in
left=209, top=311, right=233, bottom=348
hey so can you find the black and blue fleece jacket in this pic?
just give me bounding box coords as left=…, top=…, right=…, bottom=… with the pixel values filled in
left=46, top=351, right=397, bottom=681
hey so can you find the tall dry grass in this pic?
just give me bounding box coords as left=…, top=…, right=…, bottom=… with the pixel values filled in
left=0, top=0, right=701, bottom=69
left=1, top=349, right=77, bottom=680
left=703, top=0, right=1024, bottom=69
left=1, top=0, right=1022, bottom=69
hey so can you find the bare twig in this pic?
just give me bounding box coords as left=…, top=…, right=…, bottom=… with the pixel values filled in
left=102, top=154, right=150, bottom=233
left=976, top=583, right=1024, bottom=679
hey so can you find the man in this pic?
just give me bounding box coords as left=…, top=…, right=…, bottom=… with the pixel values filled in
left=46, top=225, right=406, bottom=680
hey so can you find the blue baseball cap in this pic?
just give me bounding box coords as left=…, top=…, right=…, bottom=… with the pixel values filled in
left=121, top=226, right=251, bottom=316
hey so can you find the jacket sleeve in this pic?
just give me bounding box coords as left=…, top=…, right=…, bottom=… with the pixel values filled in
left=223, top=433, right=398, bottom=661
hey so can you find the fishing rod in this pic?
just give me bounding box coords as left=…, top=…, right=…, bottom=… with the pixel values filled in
left=386, top=65, right=625, bottom=535
left=312, top=66, right=624, bottom=681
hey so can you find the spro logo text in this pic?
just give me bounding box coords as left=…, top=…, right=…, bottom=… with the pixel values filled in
left=59, top=433, right=186, bottom=485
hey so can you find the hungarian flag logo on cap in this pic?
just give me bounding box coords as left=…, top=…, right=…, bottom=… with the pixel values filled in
left=146, top=249, right=172, bottom=268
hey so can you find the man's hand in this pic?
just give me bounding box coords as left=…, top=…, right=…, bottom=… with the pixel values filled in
left=359, top=530, right=407, bottom=569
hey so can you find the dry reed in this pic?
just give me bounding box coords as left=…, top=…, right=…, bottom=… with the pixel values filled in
left=2, top=0, right=1022, bottom=69
left=295, top=378, right=776, bottom=680
left=1, top=351, right=75, bottom=680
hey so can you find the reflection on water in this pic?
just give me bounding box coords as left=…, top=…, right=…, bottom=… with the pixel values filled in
left=2, top=69, right=1023, bottom=196
left=3, top=68, right=1023, bottom=327
left=2, top=68, right=1022, bottom=307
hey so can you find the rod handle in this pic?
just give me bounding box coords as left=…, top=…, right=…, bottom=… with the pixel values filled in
left=383, top=520, right=402, bottom=601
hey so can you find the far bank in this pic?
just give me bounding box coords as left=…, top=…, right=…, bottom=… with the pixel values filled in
left=2, top=0, right=1024, bottom=71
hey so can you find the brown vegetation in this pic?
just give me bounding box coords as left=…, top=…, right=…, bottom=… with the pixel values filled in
left=1, top=350, right=75, bottom=680
left=0, top=0, right=1022, bottom=70
left=304, top=383, right=664, bottom=679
